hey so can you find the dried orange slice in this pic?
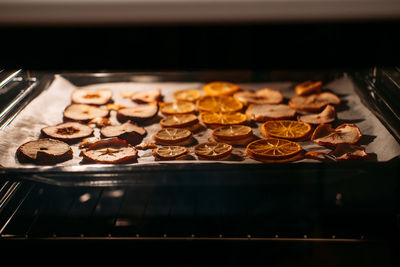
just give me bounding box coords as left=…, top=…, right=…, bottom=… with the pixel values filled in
left=153, top=128, right=193, bottom=145
left=160, top=114, right=199, bottom=128
left=246, top=138, right=303, bottom=161
left=194, top=142, right=233, bottom=160
left=152, top=146, right=190, bottom=160
left=196, top=95, right=243, bottom=113
left=199, top=112, right=247, bottom=128
left=173, top=89, right=201, bottom=102
left=212, top=125, right=254, bottom=145
left=160, top=101, right=196, bottom=115
left=295, top=81, right=322, bottom=96
left=261, top=120, right=312, bottom=140
left=203, top=81, right=241, bottom=96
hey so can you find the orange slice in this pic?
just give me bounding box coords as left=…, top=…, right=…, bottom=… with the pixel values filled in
left=203, top=81, right=241, bottom=96
left=160, top=114, right=199, bottom=128
left=260, top=120, right=312, bottom=140
left=194, top=142, right=233, bottom=160
left=153, top=128, right=193, bottom=145
left=199, top=112, right=247, bottom=128
left=196, top=95, right=243, bottom=113
left=246, top=138, right=303, bottom=161
left=152, top=146, right=190, bottom=160
left=212, top=125, right=253, bottom=141
left=160, top=101, right=196, bottom=115
left=212, top=125, right=254, bottom=146
left=173, top=89, right=201, bottom=102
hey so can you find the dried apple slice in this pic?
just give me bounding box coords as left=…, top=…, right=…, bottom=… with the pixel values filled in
left=131, top=89, right=162, bottom=104
left=71, top=89, right=112, bottom=105
left=17, top=138, right=73, bottom=164
left=63, top=104, right=110, bottom=123
left=311, top=123, right=362, bottom=147
left=246, top=104, right=296, bottom=122
left=41, top=122, right=94, bottom=143
left=297, top=105, right=336, bottom=125
left=327, top=143, right=370, bottom=161
left=80, top=138, right=138, bottom=164
left=117, top=104, right=159, bottom=123
left=289, top=92, right=340, bottom=112
left=101, top=121, right=147, bottom=145
left=234, top=88, right=283, bottom=105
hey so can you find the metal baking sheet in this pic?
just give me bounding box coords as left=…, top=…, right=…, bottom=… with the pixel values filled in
left=0, top=72, right=399, bottom=171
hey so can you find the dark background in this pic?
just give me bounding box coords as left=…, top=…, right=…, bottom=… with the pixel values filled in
left=1, top=21, right=399, bottom=71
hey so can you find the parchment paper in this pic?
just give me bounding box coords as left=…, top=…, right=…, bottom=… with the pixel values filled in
left=0, top=74, right=399, bottom=169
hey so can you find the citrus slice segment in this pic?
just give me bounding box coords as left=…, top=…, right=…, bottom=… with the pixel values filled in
left=173, top=89, right=201, bottom=102
left=194, top=142, right=233, bottom=160
left=203, top=81, right=241, bottom=96
left=152, top=146, right=190, bottom=160
left=246, top=138, right=302, bottom=161
left=160, top=114, right=199, bottom=128
left=261, top=120, right=312, bottom=140
left=199, top=112, right=247, bottom=128
left=153, top=128, right=193, bottom=145
left=160, top=101, right=196, bottom=115
left=196, top=95, right=243, bottom=113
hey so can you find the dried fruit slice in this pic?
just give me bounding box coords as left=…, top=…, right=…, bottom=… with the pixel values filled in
left=80, top=138, right=138, bottom=164
left=289, top=92, right=341, bottom=112
left=160, top=114, right=199, bottom=128
left=17, top=138, right=73, bottom=164
left=173, top=89, right=201, bottom=102
left=311, top=123, right=362, bottom=147
left=297, top=105, right=336, bottom=125
left=71, top=89, right=112, bottom=105
left=194, top=142, right=233, bottom=160
left=79, top=137, right=101, bottom=149
left=327, top=143, right=370, bottom=161
left=295, top=81, right=322, bottom=96
left=196, top=95, right=243, bottom=113
left=203, top=81, right=241, bottom=96
left=260, top=120, right=312, bottom=140
left=246, top=104, right=296, bottom=122
left=117, top=104, right=159, bottom=123
left=41, top=122, right=94, bottom=143
left=199, top=112, right=247, bottom=128
left=101, top=121, right=147, bottom=145
left=135, top=142, right=158, bottom=150
left=305, top=151, right=328, bottom=161
left=234, top=88, right=283, bottom=105
left=152, top=146, right=190, bottom=160
left=88, top=117, right=112, bottom=128
left=153, top=128, right=193, bottom=145
left=106, top=103, right=126, bottom=111
left=63, top=104, right=110, bottom=122
left=160, top=101, right=196, bottom=115
left=246, top=138, right=303, bottom=161
left=131, top=89, right=162, bottom=104
left=212, top=125, right=254, bottom=146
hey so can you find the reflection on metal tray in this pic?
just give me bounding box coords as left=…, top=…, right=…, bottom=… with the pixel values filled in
left=0, top=69, right=399, bottom=186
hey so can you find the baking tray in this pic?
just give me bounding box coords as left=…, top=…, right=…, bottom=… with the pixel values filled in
left=0, top=70, right=399, bottom=186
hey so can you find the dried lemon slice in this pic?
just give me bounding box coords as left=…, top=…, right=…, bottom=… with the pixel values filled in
left=160, top=101, right=196, bottom=115
left=246, top=138, right=302, bottom=161
left=261, top=120, right=312, bottom=140
left=194, top=142, right=233, bottom=160
left=199, top=112, right=247, bottom=128
left=153, top=128, right=193, bottom=145
left=152, top=146, right=190, bottom=160
left=160, top=114, right=199, bottom=128
left=173, top=89, right=201, bottom=102
left=196, top=95, right=243, bottom=113
left=203, top=81, right=241, bottom=96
